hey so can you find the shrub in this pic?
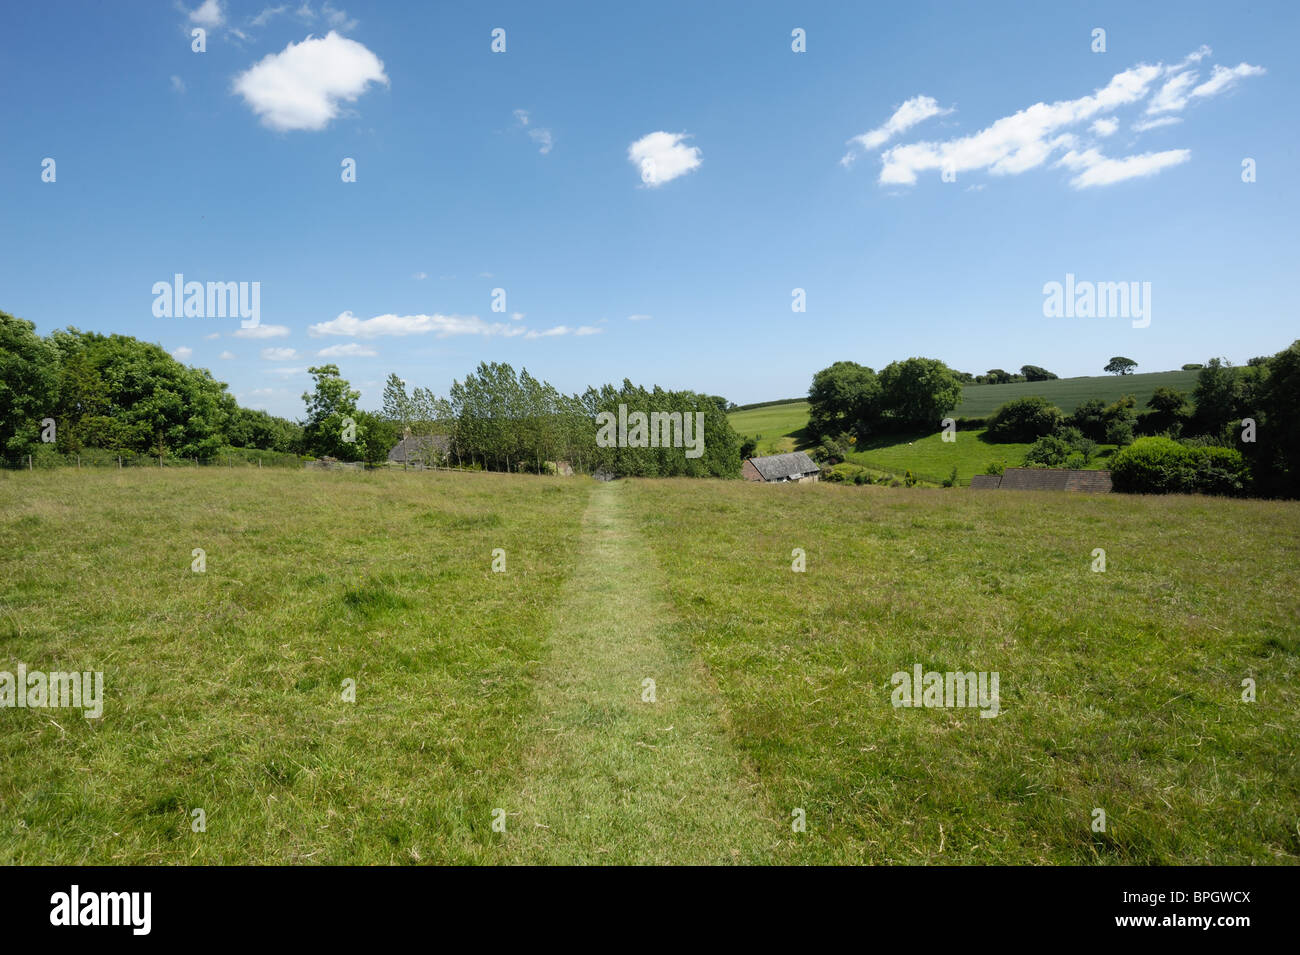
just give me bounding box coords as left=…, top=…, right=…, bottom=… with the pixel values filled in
left=986, top=396, right=1064, bottom=442
left=942, top=465, right=959, bottom=487
left=985, top=461, right=1006, bottom=476
left=1105, top=420, right=1134, bottom=447
left=1110, top=436, right=1250, bottom=495
left=1023, top=434, right=1073, bottom=467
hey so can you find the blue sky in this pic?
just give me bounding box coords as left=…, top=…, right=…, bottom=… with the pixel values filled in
left=1, top=1, right=1296, bottom=418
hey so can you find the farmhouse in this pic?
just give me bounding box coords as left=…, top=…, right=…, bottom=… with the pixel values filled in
left=971, top=468, right=1112, bottom=492
left=388, top=434, right=451, bottom=466
left=743, top=451, right=821, bottom=483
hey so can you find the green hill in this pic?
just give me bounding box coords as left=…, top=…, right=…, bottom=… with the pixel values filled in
left=953, top=369, right=1201, bottom=417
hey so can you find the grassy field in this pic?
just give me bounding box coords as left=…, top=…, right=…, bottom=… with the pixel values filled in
left=848, top=428, right=1118, bottom=486
left=955, top=369, right=1202, bottom=417
left=2, top=469, right=1297, bottom=864
left=727, top=400, right=810, bottom=455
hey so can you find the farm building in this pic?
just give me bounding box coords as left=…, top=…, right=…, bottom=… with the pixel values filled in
left=387, top=434, right=451, bottom=466
left=743, top=451, right=821, bottom=483
left=971, top=468, right=1112, bottom=492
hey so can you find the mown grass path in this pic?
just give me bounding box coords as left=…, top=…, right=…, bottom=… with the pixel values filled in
left=499, top=482, right=783, bottom=863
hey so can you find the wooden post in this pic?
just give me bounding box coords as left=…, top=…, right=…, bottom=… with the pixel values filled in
left=27, top=455, right=32, bottom=471
left=258, top=457, right=262, bottom=468
left=77, top=455, right=81, bottom=469
left=118, top=456, right=122, bottom=468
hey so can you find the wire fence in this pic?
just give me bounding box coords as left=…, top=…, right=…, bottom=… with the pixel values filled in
left=1, top=449, right=305, bottom=471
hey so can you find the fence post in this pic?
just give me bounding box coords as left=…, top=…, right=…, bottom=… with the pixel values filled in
left=258, top=457, right=262, bottom=468
left=27, top=455, right=32, bottom=471
left=77, top=455, right=81, bottom=469
left=118, top=456, right=122, bottom=468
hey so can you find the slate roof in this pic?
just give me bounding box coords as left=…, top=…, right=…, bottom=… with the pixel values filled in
left=968, top=474, right=1003, bottom=489
left=388, top=434, right=451, bottom=463
left=747, top=451, right=821, bottom=482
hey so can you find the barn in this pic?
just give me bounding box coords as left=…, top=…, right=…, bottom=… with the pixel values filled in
left=743, top=451, right=821, bottom=483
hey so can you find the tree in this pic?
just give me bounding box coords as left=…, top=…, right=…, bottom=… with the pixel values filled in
left=1181, top=363, right=1204, bottom=371
left=302, top=364, right=361, bottom=459
left=1137, top=386, right=1192, bottom=437
left=381, top=373, right=413, bottom=434
left=985, top=396, right=1064, bottom=442
left=1104, top=356, right=1137, bottom=376
left=807, top=361, right=881, bottom=439
left=0, top=312, right=60, bottom=458
left=877, top=357, right=962, bottom=431
left=1254, top=339, right=1300, bottom=496
left=983, top=368, right=1016, bottom=384
left=1191, top=358, right=1239, bottom=437
left=1020, top=365, right=1058, bottom=382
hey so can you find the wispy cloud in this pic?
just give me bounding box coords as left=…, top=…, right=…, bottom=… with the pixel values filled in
left=233, top=324, right=290, bottom=338
left=308, top=311, right=527, bottom=338
left=849, top=47, right=1263, bottom=190
left=171, top=345, right=194, bottom=361
left=316, top=342, right=377, bottom=357
left=524, top=325, right=602, bottom=339
left=185, top=0, right=224, bottom=29
left=841, top=95, right=953, bottom=166
left=627, top=314, right=652, bottom=321
left=513, top=109, right=553, bottom=154
left=260, top=347, right=299, bottom=360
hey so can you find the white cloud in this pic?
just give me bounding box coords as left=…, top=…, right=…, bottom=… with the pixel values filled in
left=232, top=31, right=388, bottom=132
left=870, top=48, right=1262, bottom=190
left=171, top=346, right=194, bottom=360
left=269, top=367, right=307, bottom=377
left=1132, top=116, right=1182, bottom=132
left=412, top=271, right=427, bottom=280
left=187, top=0, right=224, bottom=28
left=316, top=342, right=377, bottom=357
left=260, top=347, right=299, bottom=360
left=627, top=314, right=652, bottom=321
left=510, top=312, right=525, bottom=321
left=1147, top=71, right=1199, bottom=114
left=842, top=95, right=953, bottom=165
left=524, top=325, right=602, bottom=339
left=514, top=109, right=553, bottom=154
left=1055, top=148, right=1191, bottom=189
left=171, top=75, right=187, bottom=94
left=308, top=311, right=526, bottom=338
left=250, top=5, right=287, bottom=27
left=1192, top=63, right=1266, bottom=99
left=628, top=131, right=701, bottom=186
left=219, top=351, right=237, bottom=360
left=233, top=324, right=290, bottom=338
left=203, top=332, right=220, bottom=340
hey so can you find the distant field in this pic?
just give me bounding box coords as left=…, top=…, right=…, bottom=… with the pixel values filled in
left=955, top=369, right=1201, bottom=417
left=727, top=400, right=810, bottom=454
left=3, top=469, right=1297, bottom=864
left=847, top=428, right=1117, bottom=486
left=728, top=369, right=1199, bottom=473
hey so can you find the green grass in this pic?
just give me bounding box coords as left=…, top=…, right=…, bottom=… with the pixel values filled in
left=2, top=469, right=1296, bottom=864
left=727, top=400, right=810, bottom=454
left=623, top=479, right=1300, bottom=864
left=848, top=428, right=1117, bottom=486
left=955, top=369, right=1202, bottom=417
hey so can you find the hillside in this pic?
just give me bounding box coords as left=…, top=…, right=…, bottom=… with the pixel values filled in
left=729, top=369, right=1202, bottom=448
left=953, top=369, right=1202, bottom=417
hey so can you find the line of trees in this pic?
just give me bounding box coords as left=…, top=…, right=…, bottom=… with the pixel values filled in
left=1, top=311, right=302, bottom=462
left=380, top=362, right=741, bottom=478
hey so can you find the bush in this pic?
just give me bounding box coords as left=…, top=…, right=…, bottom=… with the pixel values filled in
left=1104, top=420, right=1134, bottom=447
left=985, top=461, right=1006, bottom=476
left=986, top=396, right=1064, bottom=442
left=1110, top=436, right=1249, bottom=495
left=942, top=465, right=959, bottom=488
left=1023, top=434, right=1073, bottom=467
